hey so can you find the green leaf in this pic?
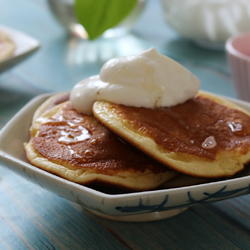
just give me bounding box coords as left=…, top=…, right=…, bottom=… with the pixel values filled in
left=74, top=0, right=137, bottom=40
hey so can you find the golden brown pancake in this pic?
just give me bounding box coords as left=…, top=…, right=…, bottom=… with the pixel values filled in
left=0, top=31, right=15, bottom=62
left=24, top=94, right=175, bottom=191
left=93, top=91, right=250, bottom=178
left=162, top=174, right=208, bottom=188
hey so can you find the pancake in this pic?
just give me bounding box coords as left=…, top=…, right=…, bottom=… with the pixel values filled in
left=161, top=175, right=208, bottom=188
left=0, top=31, right=15, bottom=62
left=93, top=91, right=250, bottom=178
left=24, top=94, right=175, bottom=191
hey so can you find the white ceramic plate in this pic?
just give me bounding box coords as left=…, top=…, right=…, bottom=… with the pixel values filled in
left=0, top=93, right=249, bottom=222
left=0, top=26, right=40, bottom=73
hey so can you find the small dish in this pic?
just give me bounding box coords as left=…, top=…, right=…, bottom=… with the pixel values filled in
left=0, top=26, right=40, bottom=73
left=0, top=93, right=249, bottom=222
left=226, top=32, right=250, bottom=102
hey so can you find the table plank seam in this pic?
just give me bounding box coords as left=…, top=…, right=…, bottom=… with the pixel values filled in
left=207, top=203, right=250, bottom=233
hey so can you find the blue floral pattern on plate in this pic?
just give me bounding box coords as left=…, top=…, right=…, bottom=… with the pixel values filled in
left=116, top=185, right=250, bottom=213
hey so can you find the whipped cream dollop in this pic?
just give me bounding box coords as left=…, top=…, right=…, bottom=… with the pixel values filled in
left=70, top=48, right=200, bottom=114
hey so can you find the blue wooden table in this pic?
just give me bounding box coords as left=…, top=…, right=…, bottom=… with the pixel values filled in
left=0, top=0, right=249, bottom=249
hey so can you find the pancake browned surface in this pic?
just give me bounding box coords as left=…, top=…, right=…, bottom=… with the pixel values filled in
left=24, top=95, right=175, bottom=191
left=93, top=91, right=250, bottom=178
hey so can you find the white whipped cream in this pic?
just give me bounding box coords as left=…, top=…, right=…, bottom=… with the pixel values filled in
left=70, top=48, right=200, bottom=114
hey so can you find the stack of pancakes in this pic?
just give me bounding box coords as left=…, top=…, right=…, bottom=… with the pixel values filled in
left=25, top=92, right=250, bottom=192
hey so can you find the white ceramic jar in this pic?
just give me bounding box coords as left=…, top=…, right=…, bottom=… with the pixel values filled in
left=161, top=0, right=250, bottom=49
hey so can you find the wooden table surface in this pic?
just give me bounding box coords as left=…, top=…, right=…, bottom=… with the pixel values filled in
left=0, top=0, right=249, bottom=249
